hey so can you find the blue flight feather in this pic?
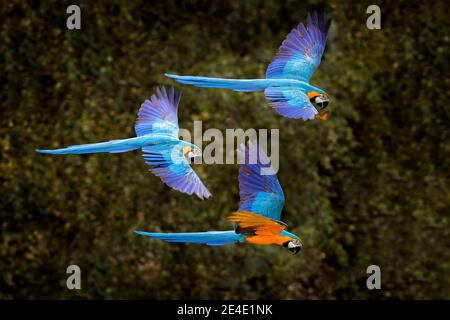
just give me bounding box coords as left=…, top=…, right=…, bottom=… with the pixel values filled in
left=135, top=86, right=180, bottom=137
left=237, top=141, right=285, bottom=221
left=266, top=12, right=330, bottom=82
left=164, top=74, right=272, bottom=92
left=142, top=144, right=212, bottom=200
left=264, top=86, right=317, bottom=120
left=134, top=230, right=244, bottom=246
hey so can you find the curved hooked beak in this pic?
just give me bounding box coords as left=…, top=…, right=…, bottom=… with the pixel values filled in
left=284, top=239, right=303, bottom=255
left=313, top=94, right=330, bottom=110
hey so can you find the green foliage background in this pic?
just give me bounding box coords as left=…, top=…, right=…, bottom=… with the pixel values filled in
left=1, top=0, right=449, bottom=299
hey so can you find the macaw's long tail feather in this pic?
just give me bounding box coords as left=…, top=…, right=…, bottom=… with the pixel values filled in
left=165, top=73, right=272, bottom=92
left=134, top=230, right=243, bottom=246
left=36, top=139, right=141, bottom=155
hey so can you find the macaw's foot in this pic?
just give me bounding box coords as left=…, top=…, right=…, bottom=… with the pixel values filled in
left=315, top=111, right=329, bottom=121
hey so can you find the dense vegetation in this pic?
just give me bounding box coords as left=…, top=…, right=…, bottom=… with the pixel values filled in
left=1, top=0, right=449, bottom=299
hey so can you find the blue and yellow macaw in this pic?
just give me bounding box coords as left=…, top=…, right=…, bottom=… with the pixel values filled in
left=36, top=86, right=211, bottom=199
left=165, top=12, right=331, bottom=121
left=135, top=141, right=302, bottom=255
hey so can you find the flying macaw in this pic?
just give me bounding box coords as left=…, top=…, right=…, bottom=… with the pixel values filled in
left=36, top=86, right=211, bottom=199
left=135, top=141, right=302, bottom=255
left=165, top=12, right=331, bottom=121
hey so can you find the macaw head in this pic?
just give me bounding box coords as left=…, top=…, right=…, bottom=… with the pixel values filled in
left=182, top=145, right=202, bottom=161
left=280, top=230, right=303, bottom=255
left=308, top=91, right=330, bottom=111
left=283, top=238, right=303, bottom=255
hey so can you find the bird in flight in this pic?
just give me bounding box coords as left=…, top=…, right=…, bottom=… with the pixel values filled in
left=36, top=86, right=211, bottom=200
left=165, top=12, right=331, bottom=121
left=135, top=141, right=303, bottom=255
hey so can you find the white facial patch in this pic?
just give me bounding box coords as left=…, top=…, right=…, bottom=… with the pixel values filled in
left=288, top=239, right=302, bottom=248
left=187, top=151, right=195, bottom=159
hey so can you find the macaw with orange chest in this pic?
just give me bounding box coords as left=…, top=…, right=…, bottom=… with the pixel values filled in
left=135, top=141, right=302, bottom=255
left=165, top=12, right=331, bottom=121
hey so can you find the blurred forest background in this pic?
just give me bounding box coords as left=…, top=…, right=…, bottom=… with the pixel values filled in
left=1, top=0, right=449, bottom=299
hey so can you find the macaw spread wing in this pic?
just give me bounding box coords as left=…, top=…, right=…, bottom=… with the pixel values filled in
left=266, top=12, right=331, bottom=83
left=142, top=144, right=211, bottom=200
left=238, top=141, right=285, bottom=221
left=135, top=86, right=180, bottom=137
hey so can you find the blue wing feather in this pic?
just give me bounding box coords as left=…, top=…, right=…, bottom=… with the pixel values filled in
left=237, top=141, right=285, bottom=221
left=266, top=12, right=331, bottom=82
left=164, top=74, right=271, bottom=92
left=264, top=87, right=317, bottom=120
left=135, top=86, right=180, bottom=137
left=35, top=136, right=151, bottom=154
left=134, top=230, right=242, bottom=246
left=142, top=144, right=212, bottom=200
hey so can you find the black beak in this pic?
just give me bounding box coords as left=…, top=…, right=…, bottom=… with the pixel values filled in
left=317, top=100, right=328, bottom=109
left=311, top=95, right=330, bottom=110
left=284, top=240, right=302, bottom=255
